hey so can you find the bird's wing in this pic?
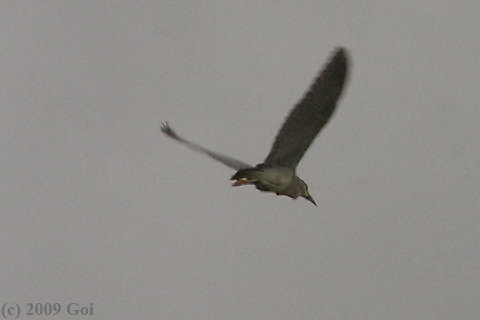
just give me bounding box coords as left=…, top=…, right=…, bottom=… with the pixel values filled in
left=161, top=123, right=253, bottom=170
left=263, top=47, right=349, bottom=169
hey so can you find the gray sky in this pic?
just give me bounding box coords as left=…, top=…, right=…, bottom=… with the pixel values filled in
left=2, top=1, right=479, bottom=319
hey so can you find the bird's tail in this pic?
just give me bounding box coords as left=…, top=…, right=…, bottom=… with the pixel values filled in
left=231, top=168, right=258, bottom=180
left=230, top=167, right=263, bottom=186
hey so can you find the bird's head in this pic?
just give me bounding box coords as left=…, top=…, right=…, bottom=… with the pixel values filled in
left=299, top=178, right=316, bottom=206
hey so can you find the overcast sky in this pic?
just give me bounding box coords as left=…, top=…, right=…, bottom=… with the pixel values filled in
left=2, top=1, right=479, bottom=319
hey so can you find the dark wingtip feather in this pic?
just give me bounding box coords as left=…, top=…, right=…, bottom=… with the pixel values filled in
left=325, top=47, right=349, bottom=84
left=333, top=47, right=348, bottom=61
left=160, top=122, right=179, bottom=139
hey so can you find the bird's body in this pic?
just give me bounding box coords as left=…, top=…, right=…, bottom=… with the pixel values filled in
left=232, top=165, right=295, bottom=192
left=161, top=47, right=349, bottom=205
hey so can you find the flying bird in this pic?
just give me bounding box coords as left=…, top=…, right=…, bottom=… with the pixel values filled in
left=161, top=47, right=349, bottom=205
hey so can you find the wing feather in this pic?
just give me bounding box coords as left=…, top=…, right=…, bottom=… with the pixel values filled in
left=161, top=123, right=253, bottom=170
left=263, top=48, right=349, bottom=168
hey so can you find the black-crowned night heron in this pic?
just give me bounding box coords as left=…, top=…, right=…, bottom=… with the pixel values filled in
left=161, top=47, right=349, bottom=205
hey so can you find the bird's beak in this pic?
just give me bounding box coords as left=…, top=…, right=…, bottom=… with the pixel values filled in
left=305, top=194, right=317, bottom=206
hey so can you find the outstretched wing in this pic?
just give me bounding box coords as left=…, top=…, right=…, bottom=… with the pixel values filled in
left=161, top=123, right=253, bottom=170
left=263, top=48, right=349, bottom=169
